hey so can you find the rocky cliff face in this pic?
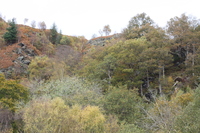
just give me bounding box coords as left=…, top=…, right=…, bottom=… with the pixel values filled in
left=0, top=42, right=38, bottom=78
left=87, top=34, right=121, bottom=46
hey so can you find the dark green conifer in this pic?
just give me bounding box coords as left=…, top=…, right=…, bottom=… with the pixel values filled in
left=3, top=18, right=17, bottom=45
left=56, top=30, right=62, bottom=44
left=50, top=23, right=58, bottom=44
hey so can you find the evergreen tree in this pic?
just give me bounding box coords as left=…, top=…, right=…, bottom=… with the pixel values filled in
left=56, top=30, right=62, bottom=44
left=50, top=23, right=58, bottom=44
left=3, top=18, right=17, bottom=45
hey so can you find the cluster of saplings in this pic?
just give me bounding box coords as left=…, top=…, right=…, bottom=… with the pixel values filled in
left=1, top=12, right=200, bottom=132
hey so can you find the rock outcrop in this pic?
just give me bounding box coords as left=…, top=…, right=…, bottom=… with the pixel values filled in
left=0, top=42, right=38, bottom=78
left=87, top=34, right=121, bottom=46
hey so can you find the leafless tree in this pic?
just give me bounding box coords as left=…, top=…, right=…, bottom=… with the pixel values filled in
left=99, top=29, right=103, bottom=36
left=38, top=21, right=46, bottom=30
left=103, top=25, right=111, bottom=36
left=24, top=18, right=28, bottom=25
left=31, top=20, right=36, bottom=28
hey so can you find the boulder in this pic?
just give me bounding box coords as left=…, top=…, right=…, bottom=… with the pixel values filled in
left=23, top=60, right=31, bottom=65
left=16, top=48, right=22, bottom=54
left=17, top=56, right=24, bottom=61
left=18, top=43, right=25, bottom=47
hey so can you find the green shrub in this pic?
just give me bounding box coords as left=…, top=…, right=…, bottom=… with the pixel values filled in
left=118, top=124, right=146, bottom=133
left=29, top=77, right=103, bottom=106
left=102, top=86, right=144, bottom=124
left=174, top=86, right=200, bottom=133
left=0, top=74, right=29, bottom=111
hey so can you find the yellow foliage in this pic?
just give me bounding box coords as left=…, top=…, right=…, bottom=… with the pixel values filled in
left=80, top=105, right=105, bottom=132
left=167, top=76, right=174, bottom=85
left=171, top=89, right=194, bottom=107
left=28, top=56, right=54, bottom=81
left=23, top=97, right=117, bottom=133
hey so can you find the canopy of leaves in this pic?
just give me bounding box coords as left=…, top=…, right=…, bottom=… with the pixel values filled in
left=123, top=13, right=154, bottom=39
left=23, top=97, right=117, bottom=133
left=29, top=76, right=103, bottom=106
left=175, top=86, right=200, bottom=132
left=0, top=74, right=29, bottom=111
left=103, top=25, right=111, bottom=36
left=28, top=56, right=54, bottom=81
left=102, top=86, right=144, bottom=124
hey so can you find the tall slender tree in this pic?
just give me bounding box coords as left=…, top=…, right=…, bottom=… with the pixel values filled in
left=3, top=18, right=17, bottom=45
left=50, top=23, right=58, bottom=44
left=56, top=30, right=62, bottom=44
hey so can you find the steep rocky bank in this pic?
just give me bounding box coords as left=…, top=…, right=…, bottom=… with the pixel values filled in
left=87, top=34, right=120, bottom=46
left=0, top=42, right=38, bottom=78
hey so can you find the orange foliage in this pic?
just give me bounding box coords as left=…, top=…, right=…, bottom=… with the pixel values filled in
left=0, top=44, right=19, bottom=69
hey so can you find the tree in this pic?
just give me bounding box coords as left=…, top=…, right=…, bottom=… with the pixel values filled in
left=128, top=12, right=154, bottom=29
left=28, top=56, right=54, bottom=81
left=3, top=18, right=17, bottom=45
left=80, top=43, right=118, bottom=86
left=142, top=47, right=172, bottom=94
left=114, top=38, right=148, bottom=89
left=97, top=54, right=117, bottom=84
left=167, top=14, right=200, bottom=67
left=60, top=35, right=71, bottom=45
left=143, top=96, right=182, bottom=132
left=81, top=38, right=149, bottom=89
left=91, top=34, right=97, bottom=39
left=56, top=30, right=62, bottom=44
left=50, top=23, right=58, bottom=44
left=0, top=74, right=29, bottom=132
left=102, top=86, right=144, bottom=124
left=103, top=25, right=111, bottom=36
left=0, top=74, right=29, bottom=111
left=123, top=13, right=154, bottom=39
left=99, top=29, right=103, bottom=36
left=24, top=18, right=28, bottom=25
left=38, top=21, right=46, bottom=30
left=30, top=20, right=36, bottom=28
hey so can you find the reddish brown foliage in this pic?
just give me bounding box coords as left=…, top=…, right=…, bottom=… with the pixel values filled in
left=0, top=44, right=19, bottom=69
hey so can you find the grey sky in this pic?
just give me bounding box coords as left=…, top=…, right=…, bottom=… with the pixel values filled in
left=1, top=0, right=200, bottom=39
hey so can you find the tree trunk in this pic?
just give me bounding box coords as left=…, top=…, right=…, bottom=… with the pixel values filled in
left=162, top=66, right=165, bottom=79
left=147, top=68, right=149, bottom=88
left=140, top=84, right=143, bottom=96
left=185, top=44, right=189, bottom=66
left=158, top=66, right=162, bottom=95
left=107, top=70, right=112, bottom=84
left=192, top=44, right=195, bottom=76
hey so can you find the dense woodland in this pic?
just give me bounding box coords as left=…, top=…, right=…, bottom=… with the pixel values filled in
left=1, top=13, right=200, bottom=132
